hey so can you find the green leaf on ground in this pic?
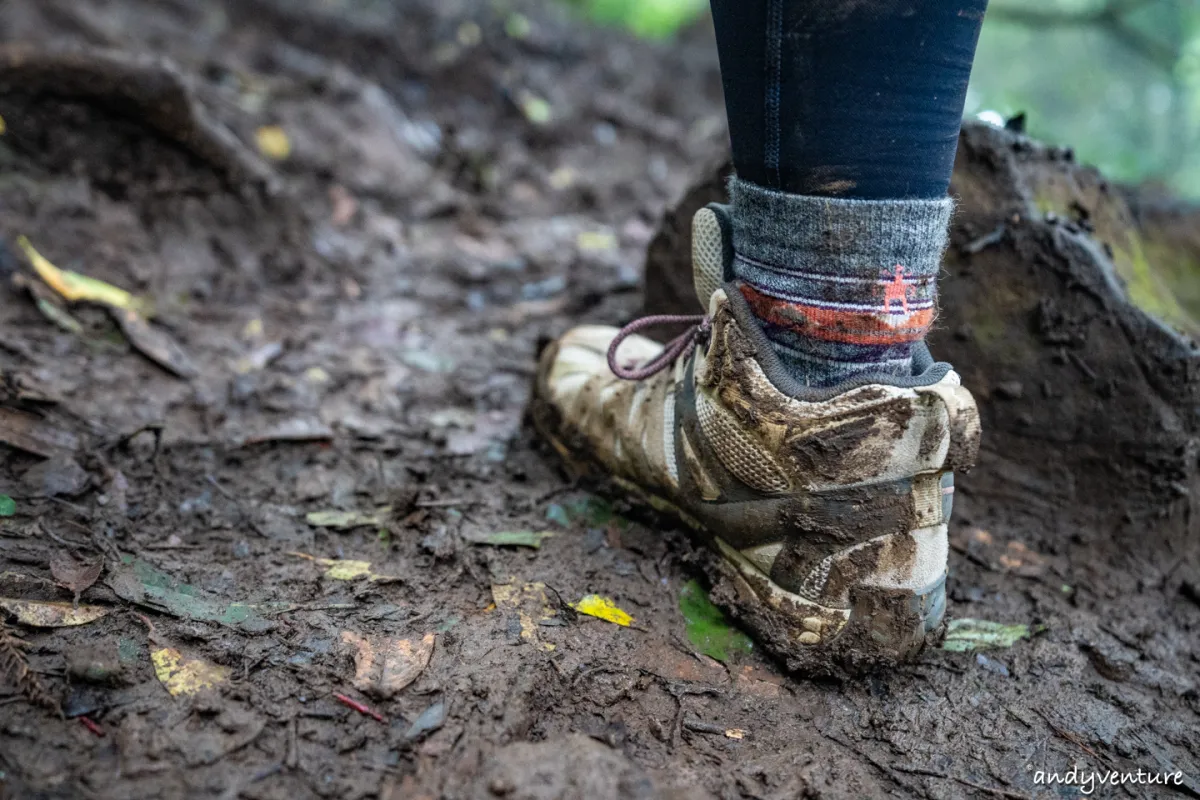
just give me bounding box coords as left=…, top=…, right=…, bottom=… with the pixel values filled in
left=942, top=618, right=1046, bottom=652
left=0, top=495, right=15, bottom=516
left=545, top=503, right=571, bottom=527
left=107, top=556, right=281, bottom=633
left=545, top=496, right=628, bottom=529
left=465, top=530, right=555, bottom=549
left=678, top=580, right=753, bottom=663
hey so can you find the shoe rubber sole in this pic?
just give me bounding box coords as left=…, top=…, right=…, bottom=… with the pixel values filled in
left=530, top=395, right=947, bottom=678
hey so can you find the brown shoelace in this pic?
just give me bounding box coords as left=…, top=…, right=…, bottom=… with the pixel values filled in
left=606, top=314, right=710, bottom=381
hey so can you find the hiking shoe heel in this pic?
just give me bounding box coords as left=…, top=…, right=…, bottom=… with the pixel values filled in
left=533, top=210, right=981, bottom=676
left=848, top=567, right=949, bottom=665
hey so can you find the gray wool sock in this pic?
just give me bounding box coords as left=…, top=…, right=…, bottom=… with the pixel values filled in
left=727, top=177, right=953, bottom=388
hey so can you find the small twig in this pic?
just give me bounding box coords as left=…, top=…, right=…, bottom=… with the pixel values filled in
left=682, top=717, right=728, bottom=735
left=1067, top=351, right=1098, bottom=381
left=334, top=693, right=385, bottom=723
left=533, top=477, right=581, bottom=506
left=286, top=717, right=299, bottom=769
left=44, top=495, right=87, bottom=514
left=415, top=498, right=482, bottom=508
left=1033, top=708, right=1102, bottom=760
left=892, top=764, right=949, bottom=778
left=79, top=716, right=105, bottom=737
left=963, top=224, right=1007, bottom=255
left=132, top=612, right=161, bottom=642
left=250, top=763, right=283, bottom=783
left=40, top=525, right=90, bottom=550
left=892, top=764, right=1032, bottom=799
left=949, top=775, right=1032, bottom=800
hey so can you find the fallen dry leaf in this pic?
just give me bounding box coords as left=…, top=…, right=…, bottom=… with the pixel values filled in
left=0, top=407, right=80, bottom=459
left=341, top=631, right=435, bottom=698
left=151, top=647, right=230, bottom=696
left=107, top=558, right=277, bottom=633
left=304, top=508, right=392, bottom=530
left=16, top=236, right=147, bottom=313
left=289, top=552, right=399, bottom=582
left=111, top=308, right=199, bottom=379
left=49, top=551, right=103, bottom=603
left=0, top=597, right=108, bottom=627
left=15, top=237, right=193, bottom=379
left=462, top=530, right=555, bottom=549
left=255, top=125, right=291, bottom=160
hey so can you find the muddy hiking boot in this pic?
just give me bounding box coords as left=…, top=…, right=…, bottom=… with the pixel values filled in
left=532, top=204, right=981, bottom=675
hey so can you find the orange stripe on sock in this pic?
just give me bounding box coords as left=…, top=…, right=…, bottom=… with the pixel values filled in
left=740, top=284, right=934, bottom=346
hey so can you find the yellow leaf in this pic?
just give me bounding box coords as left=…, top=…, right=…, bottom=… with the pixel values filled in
left=255, top=125, right=291, bottom=160
left=548, top=167, right=576, bottom=190
left=304, top=366, right=331, bottom=384
left=325, top=560, right=373, bottom=580
left=456, top=21, right=482, bottom=47
left=570, top=594, right=633, bottom=627
left=289, top=552, right=396, bottom=582
left=577, top=231, right=616, bottom=252
left=517, top=91, right=552, bottom=125
left=151, top=647, right=230, bottom=696
left=16, top=237, right=146, bottom=313
left=0, top=597, right=108, bottom=628
left=241, top=318, right=265, bottom=340
left=0, top=113, right=6, bottom=135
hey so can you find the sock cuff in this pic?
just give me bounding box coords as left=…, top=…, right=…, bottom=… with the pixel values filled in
left=727, top=176, right=954, bottom=277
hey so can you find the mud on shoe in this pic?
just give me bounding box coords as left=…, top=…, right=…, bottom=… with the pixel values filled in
left=532, top=205, right=981, bottom=676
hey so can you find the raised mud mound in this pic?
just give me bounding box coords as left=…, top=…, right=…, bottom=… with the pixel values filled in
left=1, top=2, right=1198, bottom=798
left=644, top=122, right=1200, bottom=556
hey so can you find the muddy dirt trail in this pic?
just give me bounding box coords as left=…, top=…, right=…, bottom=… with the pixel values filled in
left=0, top=1, right=1197, bottom=798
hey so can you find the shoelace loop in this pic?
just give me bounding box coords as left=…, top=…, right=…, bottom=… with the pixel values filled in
left=606, top=314, right=710, bottom=381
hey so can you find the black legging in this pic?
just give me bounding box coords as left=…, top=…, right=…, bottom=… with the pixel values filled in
left=710, top=0, right=988, bottom=200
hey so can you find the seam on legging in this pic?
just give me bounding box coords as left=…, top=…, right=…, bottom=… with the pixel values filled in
left=764, top=0, right=783, bottom=188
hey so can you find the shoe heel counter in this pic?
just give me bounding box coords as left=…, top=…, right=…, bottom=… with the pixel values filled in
left=916, top=379, right=982, bottom=472
left=809, top=521, right=950, bottom=657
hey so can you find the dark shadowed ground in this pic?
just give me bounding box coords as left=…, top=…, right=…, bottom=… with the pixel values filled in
left=0, top=1, right=1197, bottom=798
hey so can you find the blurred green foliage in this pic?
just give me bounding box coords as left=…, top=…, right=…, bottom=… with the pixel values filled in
left=571, top=0, right=707, bottom=38
left=565, top=0, right=1200, bottom=198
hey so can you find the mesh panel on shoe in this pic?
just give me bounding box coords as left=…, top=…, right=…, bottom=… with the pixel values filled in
left=695, top=390, right=791, bottom=494
left=691, top=207, right=724, bottom=309
left=797, top=555, right=834, bottom=602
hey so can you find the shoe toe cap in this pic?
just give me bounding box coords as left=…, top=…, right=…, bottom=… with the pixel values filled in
left=543, top=325, right=663, bottom=406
